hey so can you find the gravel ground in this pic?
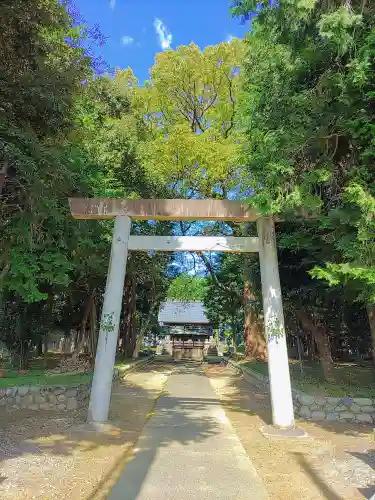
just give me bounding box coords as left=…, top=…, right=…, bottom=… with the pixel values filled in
left=206, top=365, right=375, bottom=500
left=0, top=364, right=171, bottom=500
left=3, top=362, right=374, bottom=500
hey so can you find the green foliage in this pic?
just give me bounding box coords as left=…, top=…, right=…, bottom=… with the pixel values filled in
left=0, top=370, right=92, bottom=388
left=233, top=0, right=375, bottom=325
left=167, top=274, right=208, bottom=301
left=0, top=2, right=171, bottom=362
left=2, top=0, right=374, bottom=371
left=0, top=0, right=102, bottom=304
left=130, top=41, right=245, bottom=197
left=203, top=254, right=244, bottom=340
left=247, top=359, right=375, bottom=398
left=0, top=0, right=93, bottom=138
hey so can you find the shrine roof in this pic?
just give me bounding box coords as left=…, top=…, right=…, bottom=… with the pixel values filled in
left=158, top=301, right=210, bottom=325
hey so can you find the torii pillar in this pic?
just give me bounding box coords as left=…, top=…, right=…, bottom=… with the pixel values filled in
left=87, top=215, right=131, bottom=422
left=257, top=217, right=294, bottom=428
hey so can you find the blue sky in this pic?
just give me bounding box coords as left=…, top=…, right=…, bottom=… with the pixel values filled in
left=75, top=0, right=249, bottom=83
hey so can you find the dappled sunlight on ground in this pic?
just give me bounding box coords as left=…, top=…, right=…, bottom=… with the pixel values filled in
left=108, top=361, right=267, bottom=500
left=0, top=365, right=171, bottom=500
left=206, top=364, right=375, bottom=500
left=2, top=362, right=375, bottom=499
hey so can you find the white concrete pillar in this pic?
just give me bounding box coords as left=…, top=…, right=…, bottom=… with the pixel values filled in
left=87, top=215, right=131, bottom=423
left=257, top=216, right=295, bottom=428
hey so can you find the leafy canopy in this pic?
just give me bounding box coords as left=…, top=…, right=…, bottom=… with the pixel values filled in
left=129, top=40, right=245, bottom=197
left=167, top=274, right=208, bottom=302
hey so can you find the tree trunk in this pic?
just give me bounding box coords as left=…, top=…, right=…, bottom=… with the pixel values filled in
left=367, top=304, right=375, bottom=367
left=89, top=297, right=98, bottom=365
left=121, top=276, right=137, bottom=359
left=133, top=302, right=158, bottom=359
left=19, top=340, right=28, bottom=370
left=122, top=277, right=137, bottom=358
left=43, top=340, right=49, bottom=368
left=313, top=329, right=335, bottom=382
left=73, top=291, right=94, bottom=361
left=297, top=310, right=335, bottom=382
left=233, top=335, right=237, bottom=354
left=296, top=335, right=304, bottom=376
left=330, top=335, right=339, bottom=361
left=128, top=277, right=137, bottom=356
left=243, top=278, right=267, bottom=360
left=0, top=160, right=9, bottom=194
left=308, top=334, right=315, bottom=360
left=37, top=340, right=43, bottom=357
left=16, top=310, right=28, bottom=370
left=121, top=278, right=132, bottom=356
left=133, top=332, right=143, bottom=360
left=231, top=317, right=237, bottom=354
left=60, top=336, right=70, bottom=372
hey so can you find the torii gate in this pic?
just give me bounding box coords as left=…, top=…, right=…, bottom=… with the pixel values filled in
left=69, top=198, right=295, bottom=429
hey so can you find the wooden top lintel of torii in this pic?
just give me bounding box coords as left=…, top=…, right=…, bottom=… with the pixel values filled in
left=68, top=198, right=313, bottom=222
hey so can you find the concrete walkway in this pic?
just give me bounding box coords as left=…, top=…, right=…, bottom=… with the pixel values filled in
left=109, top=363, right=268, bottom=500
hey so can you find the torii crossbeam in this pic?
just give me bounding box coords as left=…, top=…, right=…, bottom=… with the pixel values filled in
left=69, top=198, right=295, bottom=430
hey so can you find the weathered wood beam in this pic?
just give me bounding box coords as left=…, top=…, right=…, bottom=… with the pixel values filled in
left=128, top=236, right=260, bottom=253
left=69, top=198, right=260, bottom=222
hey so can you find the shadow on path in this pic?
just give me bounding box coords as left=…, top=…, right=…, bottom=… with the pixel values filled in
left=292, top=452, right=342, bottom=500
left=207, top=364, right=375, bottom=500
left=0, top=362, right=267, bottom=500
left=107, top=364, right=267, bottom=500
left=107, top=396, right=221, bottom=499
left=205, top=365, right=273, bottom=425
left=349, top=450, right=375, bottom=499
left=0, top=365, right=172, bottom=500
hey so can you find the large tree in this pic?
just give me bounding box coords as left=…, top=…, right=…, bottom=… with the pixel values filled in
left=127, top=40, right=267, bottom=357
left=0, top=0, right=106, bottom=366
left=128, top=40, right=245, bottom=198
left=203, top=253, right=245, bottom=352
left=0, top=4, right=172, bottom=366
left=75, top=70, right=173, bottom=360
left=232, top=0, right=375, bottom=377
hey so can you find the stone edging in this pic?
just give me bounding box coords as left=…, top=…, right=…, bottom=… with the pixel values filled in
left=0, top=355, right=155, bottom=413
left=0, top=384, right=90, bottom=412
left=114, top=355, right=155, bottom=379
left=227, top=359, right=270, bottom=392
left=227, top=359, right=375, bottom=424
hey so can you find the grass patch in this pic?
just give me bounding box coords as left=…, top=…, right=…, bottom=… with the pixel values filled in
left=114, top=352, right=153, bottom=371
left=115, top=357, right=137, bottom=375
left=115, top=357, right=135, bottom=367
left=0, top=352, right=152, bottom=388
left=0, top=369, right=92, bottom=388
left=242, top=359, right=375, bottom=398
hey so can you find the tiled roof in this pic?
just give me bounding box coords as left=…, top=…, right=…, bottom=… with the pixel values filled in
left=158, top=301, right=210, bottom=325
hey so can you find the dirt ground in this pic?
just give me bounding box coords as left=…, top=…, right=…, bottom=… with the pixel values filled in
left=0, top=364, right=171, bottom=500
left=206, top=364, right=375, bottom=500
left=2, top=362, right=375, bottom=500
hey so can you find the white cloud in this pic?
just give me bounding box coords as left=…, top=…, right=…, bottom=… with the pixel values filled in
left=121, top=36, right=134, bottom=46
left=226, top=34, right=235, bottom=43
left=154, top=18, right=172, bottom=50
left=110, top=0, right=116, bottom=9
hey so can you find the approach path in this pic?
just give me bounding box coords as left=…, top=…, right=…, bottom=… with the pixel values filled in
left=109, top=361, right=268, bottom=500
